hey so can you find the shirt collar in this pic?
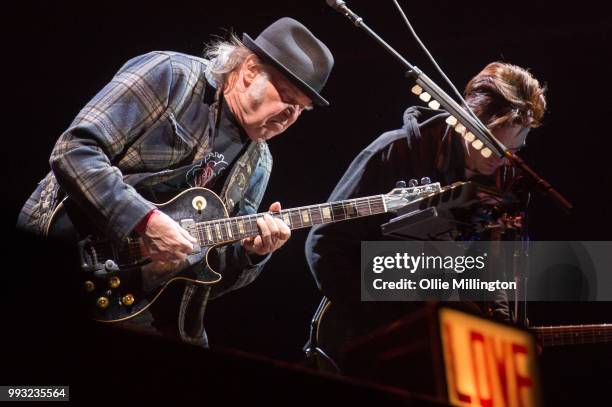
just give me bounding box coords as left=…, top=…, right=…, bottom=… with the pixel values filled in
left=218, top=94, right=249, bottom=144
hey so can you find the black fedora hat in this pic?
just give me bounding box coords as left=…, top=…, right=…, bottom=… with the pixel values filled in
left=242, top=17, right=334, bottom=106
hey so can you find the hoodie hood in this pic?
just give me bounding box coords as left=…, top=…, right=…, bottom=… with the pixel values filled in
left=401, top=106, right=467, bottom=186
left=402, top=106, right=450, bottom=131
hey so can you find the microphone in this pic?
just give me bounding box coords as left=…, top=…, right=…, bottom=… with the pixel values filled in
left=326, top=0, right=363, bottom=26
left=325, top=0, right=344, bottom=11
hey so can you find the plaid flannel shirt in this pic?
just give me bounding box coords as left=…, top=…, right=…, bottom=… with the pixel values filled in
left=18, top=51, right=273, bottom=296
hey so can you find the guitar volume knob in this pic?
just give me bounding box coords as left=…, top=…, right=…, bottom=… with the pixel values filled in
left=122, top=294, right=135, bottom=307
left=96, top=297, right=109, bottom=309
left=109, top=276, right=120, bottom=289
left=84, top=281, right=95, bottom=292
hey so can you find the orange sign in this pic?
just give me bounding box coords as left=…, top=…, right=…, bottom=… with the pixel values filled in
left=439, top=308, right=541, bottom=407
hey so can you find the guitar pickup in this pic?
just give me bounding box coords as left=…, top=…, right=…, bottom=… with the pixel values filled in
left=180, top=219, right=201, bottom=254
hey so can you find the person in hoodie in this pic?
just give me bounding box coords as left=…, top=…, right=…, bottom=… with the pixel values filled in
left=305, top=62, right=547, bottom=367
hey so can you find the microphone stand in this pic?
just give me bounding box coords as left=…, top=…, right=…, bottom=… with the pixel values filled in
left=326, top=0, right=573, bottom=213
left=327, top=0, right=574, bottom=327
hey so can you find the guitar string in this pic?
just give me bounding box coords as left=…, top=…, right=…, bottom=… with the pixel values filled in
left=94, top=197, right=387, bottom=243
left=88, top=198, right=389, bottom=263
left=85, top=187, right=446, bottom=265
left=91, top=198, right=386, bottom=252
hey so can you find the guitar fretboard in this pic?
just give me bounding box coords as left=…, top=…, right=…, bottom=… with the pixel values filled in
left=533, top=324, right=612, bottom=346
left=189, top=195, right=387, bottom=246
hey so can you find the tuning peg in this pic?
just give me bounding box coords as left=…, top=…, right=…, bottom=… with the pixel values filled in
left=421, top=177, right=431, bottom=185
left=395, top=180, right=407, bottom=188
left=408, top=179, right=419, bottom=187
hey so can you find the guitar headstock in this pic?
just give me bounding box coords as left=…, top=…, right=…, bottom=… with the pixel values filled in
left=384, top=178, right=442, bottom=211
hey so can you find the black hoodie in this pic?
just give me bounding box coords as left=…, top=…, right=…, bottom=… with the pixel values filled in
left=305, top=106, right=469, bottom=304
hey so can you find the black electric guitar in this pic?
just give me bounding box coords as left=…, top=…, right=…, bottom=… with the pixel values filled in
left=46, top=181, right=446, bottom=323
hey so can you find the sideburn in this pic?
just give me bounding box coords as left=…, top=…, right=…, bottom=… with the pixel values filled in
left=248, top=72, right=270, bottom=108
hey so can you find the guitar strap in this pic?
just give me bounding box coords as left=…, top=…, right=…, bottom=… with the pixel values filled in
left=177, top=280, right=211, bottom=346
left=177, top=140, right=264, bottom=346
left=221, top=140, right=266, bottom=214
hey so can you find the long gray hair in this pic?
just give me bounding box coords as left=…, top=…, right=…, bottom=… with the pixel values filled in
left=204, top=33, right=255, bottom=86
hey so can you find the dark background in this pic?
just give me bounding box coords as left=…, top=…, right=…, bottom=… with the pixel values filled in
left=4, top=0, right=612, bottom=402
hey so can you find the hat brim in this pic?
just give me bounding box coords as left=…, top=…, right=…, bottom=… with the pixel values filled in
left=242, top=33, right=329, bottom=107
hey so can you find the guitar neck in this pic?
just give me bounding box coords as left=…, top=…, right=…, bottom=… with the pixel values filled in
left=533, top=324, right=612, bottom=347
left=192, top=195, right=387, bottom=246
